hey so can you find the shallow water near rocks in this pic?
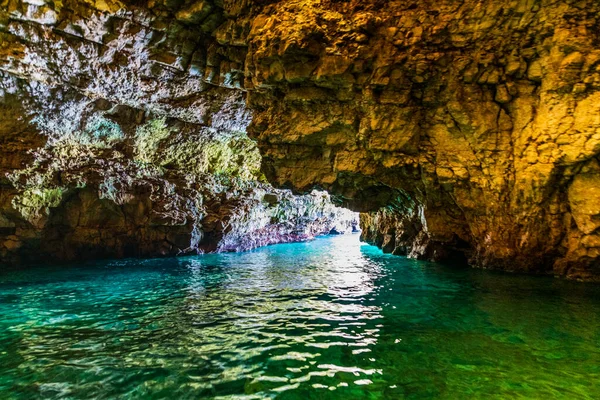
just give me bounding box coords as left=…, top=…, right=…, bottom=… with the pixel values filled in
left=0, top=234, right=599, bottom=399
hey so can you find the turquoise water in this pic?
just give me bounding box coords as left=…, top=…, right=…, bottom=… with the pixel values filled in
left=0, top=235, right=599, bottom=399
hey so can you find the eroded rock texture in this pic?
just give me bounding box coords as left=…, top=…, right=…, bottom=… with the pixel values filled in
left=2, top=0, right=600, bottom=280
left=244, top=0, right=600, bottom=281
left=0, top=0, right=357, bottom=264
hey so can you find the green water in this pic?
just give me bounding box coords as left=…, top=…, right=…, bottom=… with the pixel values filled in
left=0, top=235, right=599, bottom=399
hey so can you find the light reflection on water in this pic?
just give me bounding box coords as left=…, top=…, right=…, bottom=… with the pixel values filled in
left=0, top=234, right=600, bottom=399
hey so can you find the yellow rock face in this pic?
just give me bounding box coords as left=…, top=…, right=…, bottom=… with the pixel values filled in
left=244, top=0, right=600, bottom=280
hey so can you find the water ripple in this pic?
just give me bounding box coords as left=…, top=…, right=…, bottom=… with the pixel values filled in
left=0, top=235, right=599, bottom=399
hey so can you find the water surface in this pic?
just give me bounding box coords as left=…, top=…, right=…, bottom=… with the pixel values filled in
left=1, top=234, right=599, bottom=399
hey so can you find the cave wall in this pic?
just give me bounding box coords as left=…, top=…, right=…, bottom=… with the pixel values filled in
left=242, top=0, right=600, bottom=281
left=0, top=0, right=357, bottom=264
left=2, top=0, right=600, bottom=280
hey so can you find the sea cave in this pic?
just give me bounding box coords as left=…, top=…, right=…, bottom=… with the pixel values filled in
left=1, top=0, right=600, bottom=398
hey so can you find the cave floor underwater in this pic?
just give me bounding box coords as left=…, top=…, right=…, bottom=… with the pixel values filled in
left=0, top=234, right=599, bottom=399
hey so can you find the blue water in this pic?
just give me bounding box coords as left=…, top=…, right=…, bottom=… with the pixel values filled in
left=0, top=234, right=599, bottom=399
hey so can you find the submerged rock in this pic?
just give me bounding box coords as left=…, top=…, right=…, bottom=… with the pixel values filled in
left=1, top=0, right=600, bottom=280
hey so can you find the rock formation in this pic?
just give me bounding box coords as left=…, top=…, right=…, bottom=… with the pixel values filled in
left=0, top=0, right=357, bottom=264
left=245, top=0, right=600, bottom=281
left=2, top=0, right=600, bottom=280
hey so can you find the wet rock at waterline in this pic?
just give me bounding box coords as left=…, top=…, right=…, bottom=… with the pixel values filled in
left=1, top=0, right=600, bottom=280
